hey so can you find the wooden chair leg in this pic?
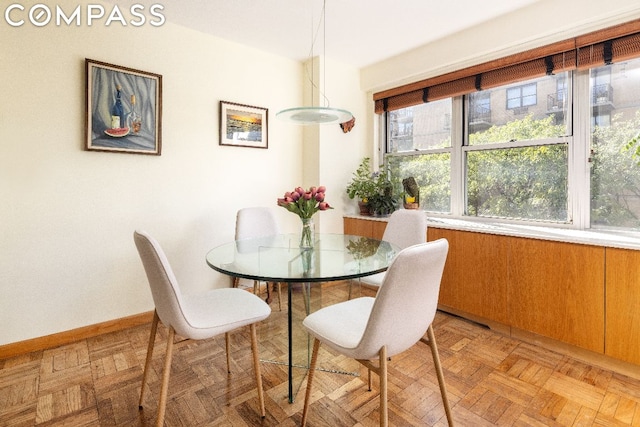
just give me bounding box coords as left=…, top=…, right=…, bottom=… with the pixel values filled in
left=233, top=277, right=239, bottom=288
left=139, top=310, right=159, bottom=408
left=379, top=345, right=388, bottom=427
left=301, top=338, right=321, bottom=427
left=368, top=368, right=372, bottom=391
left=426, top=325, right=454, bottom=427
left=225, top=332, right=231, bottom=373
left=250, top=323, right=266, bottom=418
left=156, top=327, right=175, bottom=427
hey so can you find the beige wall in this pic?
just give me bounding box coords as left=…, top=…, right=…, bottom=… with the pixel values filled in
left=361, top=0, right=640, bottom=93
left=0, top=1, right=367, bottom=345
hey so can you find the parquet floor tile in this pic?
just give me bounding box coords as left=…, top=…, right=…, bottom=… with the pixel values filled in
left=1, top=282, right=640, bottom=426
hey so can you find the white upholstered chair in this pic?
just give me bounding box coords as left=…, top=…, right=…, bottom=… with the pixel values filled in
left=359, top=209, right=427, bottom=288
left=234, top=207, right=283, bottom=310
left=301, top=239, right=453, bottom=427
left=134, top=230, right=271, bottom=426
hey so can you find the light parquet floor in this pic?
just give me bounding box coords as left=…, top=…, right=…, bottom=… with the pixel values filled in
left=1, top=282, right=640, bottom=426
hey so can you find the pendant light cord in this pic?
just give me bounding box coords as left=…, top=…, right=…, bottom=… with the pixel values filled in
left=304, top=0, right=330, bottom=109
left=275, top=0, right=352, bottom=124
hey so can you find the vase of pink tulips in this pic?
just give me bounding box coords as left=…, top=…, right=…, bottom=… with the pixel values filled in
left=277, top=185, right=332, bottom=250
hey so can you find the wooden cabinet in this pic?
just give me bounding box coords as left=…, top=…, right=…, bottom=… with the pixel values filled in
left=344, top=216, right=386, bottom=239
left=343, top=216, right=639, bottom=364
left=429, top=228, right=510, bottom=324
left=605, top=248, right=640, bottom=365
left=509, top=239, right=605, bottom=353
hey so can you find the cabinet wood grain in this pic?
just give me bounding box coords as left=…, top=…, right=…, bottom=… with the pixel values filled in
left=344, top=217, right=386, bottom=239
left=343, top=216, right=635, bottom=365
left=605, top=247, right=640, bottom=365
left=428, top=228, right=510, bottom=324
left=509, top=238, right=605, bottom=353
left=344, top=217, right=373, bottom=237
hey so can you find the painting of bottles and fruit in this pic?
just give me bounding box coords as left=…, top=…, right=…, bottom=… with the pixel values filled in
left=85, top=59, right=162, bottom=155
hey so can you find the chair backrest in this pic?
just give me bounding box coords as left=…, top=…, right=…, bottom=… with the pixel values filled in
left=356, top=238, right=449, bottom=358
left=133, top=230, right=192, bottom=336
left=382, top=209, right=427, bottom=249
left=235, top=207, right=279, bottom=240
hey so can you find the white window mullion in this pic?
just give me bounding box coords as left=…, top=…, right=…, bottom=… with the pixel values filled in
left=450, top=96, right=464, bottom=216
left=570, top=69, right=591, bottom=230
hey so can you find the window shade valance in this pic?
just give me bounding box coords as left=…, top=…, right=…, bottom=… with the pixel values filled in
left=374, top=19, right=640, bottom=114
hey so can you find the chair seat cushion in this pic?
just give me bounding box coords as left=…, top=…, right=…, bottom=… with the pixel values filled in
left=302, top=297, right=374, bottom=358
left=179, top=288, right=271, bottom=340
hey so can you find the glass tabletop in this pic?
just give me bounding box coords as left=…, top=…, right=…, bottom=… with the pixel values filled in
left=206, top=233, right=398, bottom=283
left=206, top=233, right=399, bottom=403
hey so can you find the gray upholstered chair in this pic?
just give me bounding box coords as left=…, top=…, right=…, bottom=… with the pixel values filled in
left=134, top=230, right=271, bottom=426
left=359, top=209, right=427, bottom=288
left=301, top=239, right=453, bottom=427
left=234, top=207, right=283, bottom=310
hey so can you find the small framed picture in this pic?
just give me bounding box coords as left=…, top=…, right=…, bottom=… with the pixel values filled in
left=219, top=101, right=268, bottom=149
left=85, top=59, right=162, bottom=155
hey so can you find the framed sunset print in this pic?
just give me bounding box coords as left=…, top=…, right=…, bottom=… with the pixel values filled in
left=219, top=101, right=268, bottom=149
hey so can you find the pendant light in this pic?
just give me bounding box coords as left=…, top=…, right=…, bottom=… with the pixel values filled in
left=276, top=0, right=353, bottom=125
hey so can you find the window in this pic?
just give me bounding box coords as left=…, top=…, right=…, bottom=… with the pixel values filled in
left=387, top=100, right=451, bottom=153
left=506, top=82, right=537, bottom=110
left=384, top=59, right=640, bottom=231
left=467, top=92, right=491, bottom=137
left=379, top=22, right=640, bottom=232
left=465, top=73, right=570, bottom=221
left=591, top=68, right=611, bottom=104
left=590, top=60, right=640, bottom=229
left=386, top=99, right=452, bottom=213
left=466, top=145, right=568, bottom=221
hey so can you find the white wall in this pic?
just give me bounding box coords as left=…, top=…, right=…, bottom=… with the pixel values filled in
left=0, top=2, right=368, bottom=345
left=318, top=57, right=376, bottom=230
left=298, top=56, right=373, bottom=233
left=361, top=0, right=640, bottom=93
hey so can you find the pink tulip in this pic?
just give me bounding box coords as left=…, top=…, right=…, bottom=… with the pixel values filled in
left=291, top=192, right=300, bottom=201
left=315, top=192, right=325, bottom=202
left=295, top=187, right=305, bottom=196
left=310, top=186, right=317, bottom=196
left=317, top=186, right=326, bottom=193
left=303, top=191, right=313, bottom=200
left=318, top=202, right=330, bottom=210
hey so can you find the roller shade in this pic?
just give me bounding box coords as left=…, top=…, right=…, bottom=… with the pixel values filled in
left=577, top=32, right=640, bottom=69
left=375, top=19, right=640, bottom=114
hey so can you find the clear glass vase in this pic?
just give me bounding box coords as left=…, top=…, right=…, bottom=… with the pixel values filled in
left=300, top=217, right=315, bottom=250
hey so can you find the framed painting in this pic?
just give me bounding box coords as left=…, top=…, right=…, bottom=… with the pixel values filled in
left=85, top=59, right=162, bottom=155
left=219, top=101, right=268, bottom=149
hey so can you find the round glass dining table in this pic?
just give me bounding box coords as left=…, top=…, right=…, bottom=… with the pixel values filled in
left=206, top=233, right=399, bottom=402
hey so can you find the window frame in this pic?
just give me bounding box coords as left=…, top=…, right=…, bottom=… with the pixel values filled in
left=506, top=82, right=538, bottom=110
left=384, top=98, right=456, bottom=214
left=383, top=72, right=588, bottom=228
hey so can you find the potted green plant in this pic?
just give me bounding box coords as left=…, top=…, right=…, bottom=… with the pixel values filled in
left=368, top=170, right=398, bottom=216
left=346, top=157, right=377, bottom=215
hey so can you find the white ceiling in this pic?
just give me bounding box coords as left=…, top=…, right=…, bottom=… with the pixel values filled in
left=127, top=0, right=540, bottom=68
